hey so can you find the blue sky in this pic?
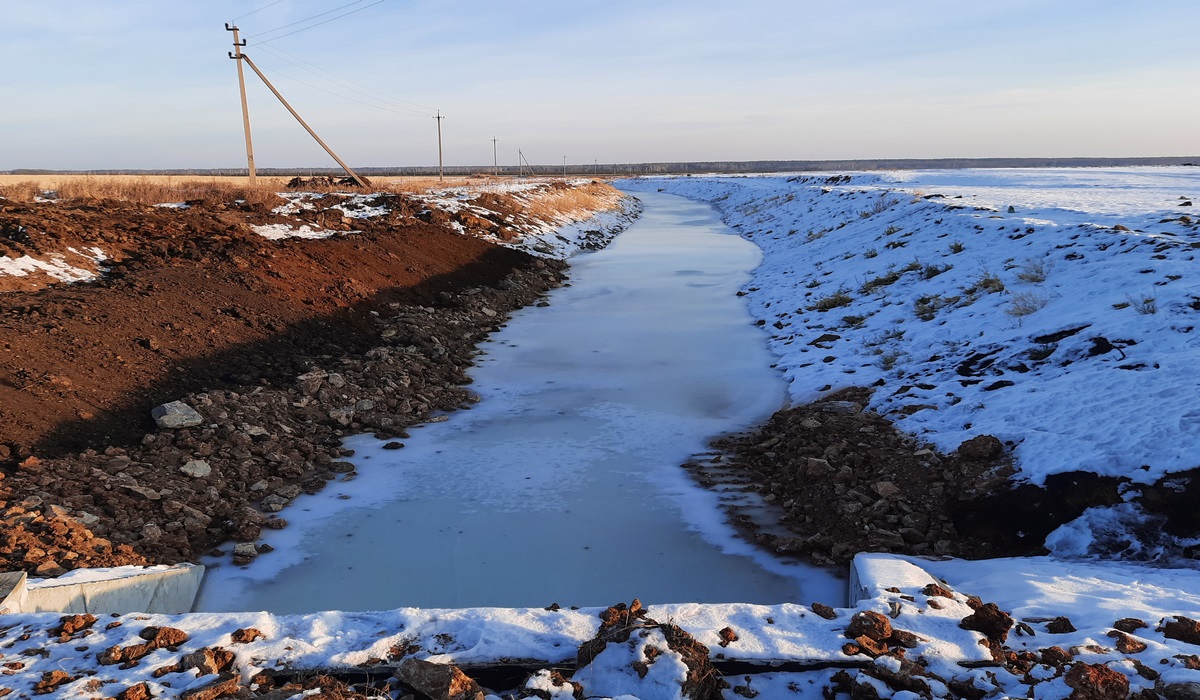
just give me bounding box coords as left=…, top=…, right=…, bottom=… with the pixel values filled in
left=3, top=0, right=1198, bottom=170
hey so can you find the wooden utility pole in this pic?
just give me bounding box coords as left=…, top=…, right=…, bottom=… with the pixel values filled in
left=491, top=137, right=498, bottom=177
left=236, top=53, right=370, bottom=188
left=225, top=24, right=256, bottom=185
left=434, top=110, right=444, bottom=181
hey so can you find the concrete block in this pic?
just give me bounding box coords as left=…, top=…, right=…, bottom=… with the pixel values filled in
left=0, top=571, right=27, bottom=614
left=21, top=564, right=204, bottom=614
left=849, top=553, right=939, bottom=605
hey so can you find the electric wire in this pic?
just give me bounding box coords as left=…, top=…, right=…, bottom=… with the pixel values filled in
left=246, top=52, right=431, bottom=118
left=251, top=0, right=386, bottom=45
left=251, top=41, right=437, bottom=114
left=249, top=0, right=367, bottom=37
left=232, top=0, right=286, bottom=22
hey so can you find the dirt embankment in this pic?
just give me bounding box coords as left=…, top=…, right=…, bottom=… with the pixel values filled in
left=0, top=183, right=617, bottom=574
left=704, top=386, right=1200, bottom=566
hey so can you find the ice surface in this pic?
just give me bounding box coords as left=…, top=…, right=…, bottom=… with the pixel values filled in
left=197, top=191, right=842, bottom=613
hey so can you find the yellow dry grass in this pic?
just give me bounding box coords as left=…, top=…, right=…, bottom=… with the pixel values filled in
left=519, top=181, right=624, bottom=223
left=0, top=174, right=600, bottom=205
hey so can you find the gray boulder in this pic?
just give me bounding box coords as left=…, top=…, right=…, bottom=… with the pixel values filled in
left=151, top=401, right=204, bottom=429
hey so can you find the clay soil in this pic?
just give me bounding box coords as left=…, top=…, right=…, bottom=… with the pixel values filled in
left=0, top=186, right=580, bottom=574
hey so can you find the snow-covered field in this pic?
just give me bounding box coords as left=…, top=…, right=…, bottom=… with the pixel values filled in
left=622, top=168, right=1200, bottom=486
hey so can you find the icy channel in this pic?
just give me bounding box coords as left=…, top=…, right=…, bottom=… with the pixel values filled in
left=196, top=190, right=843, bottom=613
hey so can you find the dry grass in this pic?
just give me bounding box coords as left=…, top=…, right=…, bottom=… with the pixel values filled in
left=518, top=181, right=624, bottom=223
left=0, top=175, right=287, bottom=206
left=0, top=173, right=547, bottom=205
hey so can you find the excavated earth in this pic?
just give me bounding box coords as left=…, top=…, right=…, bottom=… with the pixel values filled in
left=0, top=190, right=573, bottom=574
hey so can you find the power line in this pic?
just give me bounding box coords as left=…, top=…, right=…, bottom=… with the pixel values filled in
left=245, top=53, right=431, bottom=118
left=251, top=0, right=386, bottom=45
left=251, top=41, right=436, bottom=114
left=250, top=0, right=367, bottom=38
left=232, top=0, right=286, bottom=22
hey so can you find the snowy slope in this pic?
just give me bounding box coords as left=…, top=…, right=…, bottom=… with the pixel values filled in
left=619, top=168, right=1200, bottom=488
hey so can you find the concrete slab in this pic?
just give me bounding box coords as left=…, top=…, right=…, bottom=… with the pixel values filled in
left=0, top=571, right=27, bottom=614
left=849, top=553, right=940, bottom=604
left=20, top=564, right=204, bottom=614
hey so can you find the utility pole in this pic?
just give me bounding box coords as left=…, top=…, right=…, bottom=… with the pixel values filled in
left=434, top=110, right=444, bottom=181
left=225, top=23, right=256, bottom=185
left=236, top=53, right=370, bottom=187
left=563, top=155, right=567, bottom=178
left=491, top=137, right=498, bottom=177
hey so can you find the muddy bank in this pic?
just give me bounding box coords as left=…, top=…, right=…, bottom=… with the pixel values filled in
left=0, top=183, right=628, bottom=574
left=703, top=387, right=1200, bottom=566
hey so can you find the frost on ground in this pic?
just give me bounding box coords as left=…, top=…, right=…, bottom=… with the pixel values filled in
left=620, top=168, right=1200, bottom=560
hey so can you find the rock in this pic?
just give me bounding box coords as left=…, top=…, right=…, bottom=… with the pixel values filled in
left=1047, top=616, right=1078, bottom=634
left=718, top=626, right=739, bottom=647
left=890, top=629, right=924, bottom=648
left=230, top=627, right=265, bottom=644
left=119, top=484, right=161, bottom=501
left=233, top=543, right=258, bottom=559
left=1107, top=629, right=1148, bottom=654
left=956, top=435, right=1004, bottom=461
left=396, top=658, right=486, bottom=700
left=845, top=610, right=893, bottom=641
left=328, top=407, right=354, bottom=426
left=180, top=460, right=211, bottom=478
left=804, top=457, right=833, bottom=477
left=51, top=613, right=97, bottom=637
left=872, top=481, right=901, bottom=498
left=811, top=602, right=838, bottom=620
left=179, top=673, right=241, bottom=700
left=179, top=646, right=235, bottom=676
left=139, top=626, right=189, bottom=649
left=295, top=370, right=327, bottom=396
left=1163, top=683, right=1200, bottom=700
left=960, top=603, right=1014, bottom=643
left=33, top=669, right=75, bottom=694
left=1162, top=616, right=1200, bottom=645
left=1041, top=646, right=1074, bottom=666
left=1064, top=662, right=1129, bottom=700
left=151, top=401, right=204, bottom=429
left=922, top=583, right=954, bottom=598
left=814, top=401, right=862, bottom=415
left=1114, top=618, right=1148, bottom=633
left=116, top=682, right=152, bottom=700
left=34, top=560, right=67, bottom=577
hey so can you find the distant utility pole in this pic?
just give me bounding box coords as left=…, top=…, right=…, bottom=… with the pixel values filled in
left=225, top=23, right=256, bottom=185
left=491, top=137, right=498, bottom=177
left=434, top=110, right=445, bottom=181
left=563, top=155, right=567, bottom=177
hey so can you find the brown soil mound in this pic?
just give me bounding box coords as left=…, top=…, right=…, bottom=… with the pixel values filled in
left=0, top=188, right=592, bottom=572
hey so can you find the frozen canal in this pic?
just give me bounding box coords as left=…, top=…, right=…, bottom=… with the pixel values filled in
left=197, top=190, right=842, bottom=613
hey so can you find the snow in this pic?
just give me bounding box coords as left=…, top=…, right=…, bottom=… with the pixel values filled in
left=250, top=223, right=347, bottom=240
left=618, top=167, right=1200, bottom=488
left=0, top=245, right=106, bottom=282
left=11, top=556, right=1200, bottom=697
left=6, top=169, right=1200, bottom=698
